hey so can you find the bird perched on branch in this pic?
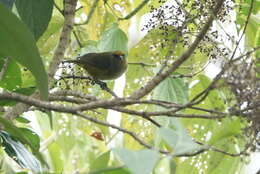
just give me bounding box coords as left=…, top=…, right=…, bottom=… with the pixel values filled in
left=63, top=51, right=127, bottom=80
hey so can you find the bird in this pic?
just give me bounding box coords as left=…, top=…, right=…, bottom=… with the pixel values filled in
left=63, top=51, right=127, bottom=80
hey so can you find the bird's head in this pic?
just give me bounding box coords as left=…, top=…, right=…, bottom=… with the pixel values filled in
left=112, top=51, right=125, bottom=61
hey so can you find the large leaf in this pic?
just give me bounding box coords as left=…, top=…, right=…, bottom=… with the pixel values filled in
left=208, top=118, right=242, bottom=145
left=18, top=128, right=40, bottom=151
left=89, top=151, right=110, bottom=171
left=0, top=131, right=42, bottom=173
left=98, top=23, right=128, bottom=53
left=48, top=142, right=63, bottom=173
left=153, top=77, right=188, bottom=105
left=152, top=76, right=198, bottom=156
left=158, top=127, right=202, bottom=155
left=189, top=75, right=225, bottom=111
left=37, top=14, right=64, bottom=55
left=152, top=76, right=188, bottom=127
left=153, top=157, right=176, bottom=174
left=0, top=117, right=45, bottom=164
left=0, top=57, right=22, bottom=90
left=0, top=4, right=48, bottom=99
left=78, top=23, right=128, bottom=56
left=113, top=148, right=160, bottom=174
left=15, top=0, right=54, bottom=41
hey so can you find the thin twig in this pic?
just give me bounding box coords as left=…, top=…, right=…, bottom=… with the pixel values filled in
left=59, top=75, right=119, bottom=97
left=75, top=0, right=99, bottom=26
left=118, top=0, right=150, bottom=20
left=111, top=107, right=227, bottom=119
left=76, top=111, right=168, bottom=153
left=128, top=62, right=156, bottom=67
left=72, top=30, right=83, bottom=48
left=54, top=2, right=63, bottom=14
left=195, top=140, right=250, bottom=157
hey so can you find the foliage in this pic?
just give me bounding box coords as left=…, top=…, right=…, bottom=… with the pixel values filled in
left=0, top=0, right=259, bottom=174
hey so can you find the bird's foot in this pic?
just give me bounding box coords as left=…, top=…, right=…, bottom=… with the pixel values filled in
left=92, top=79, right=107, bottom=89
left=92, top=79, right=118, bottom=98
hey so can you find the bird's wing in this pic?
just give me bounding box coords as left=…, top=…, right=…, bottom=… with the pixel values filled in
left=79, top=53, right=111, bottom=70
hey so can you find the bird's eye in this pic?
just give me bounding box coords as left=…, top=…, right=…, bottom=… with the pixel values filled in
left=114, top=54, right=124, bottom=61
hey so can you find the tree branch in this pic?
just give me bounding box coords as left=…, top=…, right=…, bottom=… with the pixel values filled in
left=0, top=90, right=229, bottom=120
left=118, top=0, right=150, bottom=20
left=129, top=0, right=225, bottom=99
left=190, top=0, right=255, bottom=104
left=75, top=0, right=99, bottom=26
left=0, top=57, right=11, bottom=81
left=48, top=0, right=77, bottom=82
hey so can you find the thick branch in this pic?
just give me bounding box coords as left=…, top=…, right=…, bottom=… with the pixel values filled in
left=0, top=57, right=11, bottom=81
left=0, top=91, right=229, bottom=120
left=48, top=0, right=77, bottom=82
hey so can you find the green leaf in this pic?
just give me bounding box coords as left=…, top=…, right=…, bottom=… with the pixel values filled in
left=18, top=128, right=40, bottom=151
left=15, top=116, right=31, bottom=124
left=153, top=77, right=189, bottom=105
left=0, top=117, right=32, bottom=146
left=0, top=117, right=46, bottom=166
left=126, top=28, right=177, bottom=95
left=245, top=15, right=260, bottom=48
left=77, top=24, right=128, bottom=58
left=0, top=4, right=48, bottom=99
left=208, top=118, right=242, bottom=145
left=206, top=149, right=242, bottom=174
left=48, top=143, right=63, bottom=173
left=0, top=131, right=42, bottom=173
left=152, top=76, right=188, bottom=126
left=101, top=11, right=117, bottom=33
left=98, top=23, right=128, bottom=53
left=153, top=157, right=176, bottom=174
left=90, top=151, right=110, bottom=171
left=113, top=148, right=159, bottom=174
left=0, top=57, right=22, bottom=90
left=79, top=40, right=99, bottom=55
left=132, top=0, right=161, bottom=18
left=15, top=0, right=54, bottom=41
left=170, top=159, right=177, bottom=174
left=190, top=75, right=225, bottom=111
left=88, top=166, right=131, bottom=174
left=37, top=14, right=64, bottom=55
left=158, top=127, right=201, bottom=155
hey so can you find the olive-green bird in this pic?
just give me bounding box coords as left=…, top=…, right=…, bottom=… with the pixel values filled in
left=64, top=51, right=127, bottom=80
